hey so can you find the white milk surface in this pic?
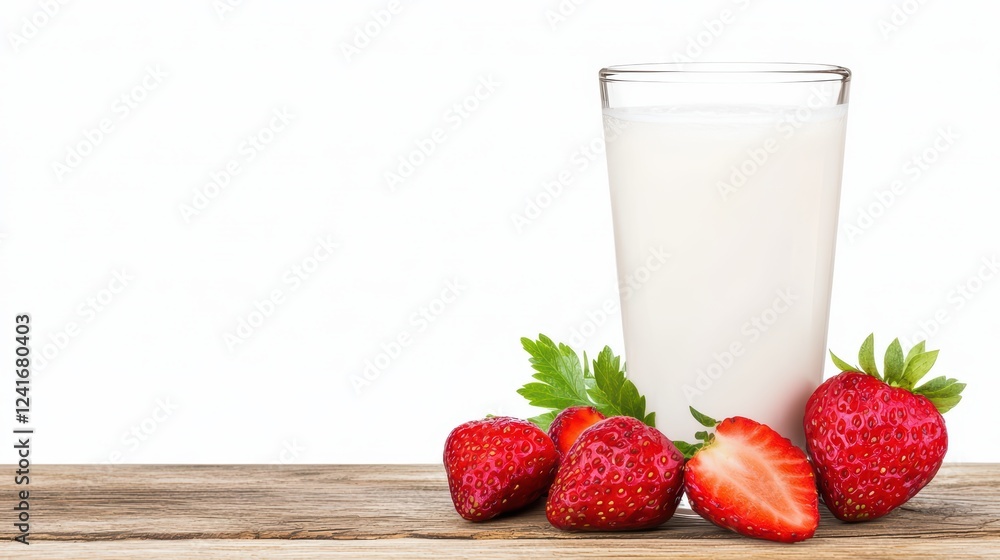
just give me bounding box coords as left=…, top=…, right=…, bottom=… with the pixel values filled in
left=603, top=104, right=848, bottom=447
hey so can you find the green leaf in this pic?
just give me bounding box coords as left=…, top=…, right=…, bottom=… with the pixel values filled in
left=595, top=346, right=621, bottom=378
left=672, top=440, right=702, bottom=460
left=904, top=340, right=926, bottom=370
left=689, top=407, right=718, bottom=428
left=588, top=346, right=652, bottom=426
left=829, top=350, right=858, bottom=373
left=643, top=411, right=656, bottom=428
left=694, top=430, right=710, bottom=442
left=835, top=335, right=963, bottom=415
left=526, top=410, right=560, bottom=432
left=516, top=382, right=589, bottom=410
left=921, top=381, right=966, bottom=399
left=927, top=394, right=962, bottom=414
left=518, top=335, right=591, bottom=409
left=914, top=375, right=965, bottom=415
left=858, top=334, right=880, bottom=380
left=915, top=376, right=965, bottom=398
left=901, top=349, right=939, bottom=388
left=883, top=338, right=905, bottom=385
left=582, top=351, right=596, bottom=392
left=913, top=375, right=952, bottom=394
left=517, top=335, right=656, bottom=429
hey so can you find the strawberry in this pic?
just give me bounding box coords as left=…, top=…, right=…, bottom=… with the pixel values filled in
left=678, top=409, right=819, bottom=543
left=548, top=406, right=606, bottom=457
left=805, top=335, right=965, bottom=522
left=546, top=416, right=684, bottom=531
left=443, top=416, right=559, bottom=521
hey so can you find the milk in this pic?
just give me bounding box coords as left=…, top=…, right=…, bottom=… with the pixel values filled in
left=603, top=104, right=848, bottom=447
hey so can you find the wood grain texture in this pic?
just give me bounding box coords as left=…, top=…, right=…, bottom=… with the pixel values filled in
left=1, top=464, right=998, bottom=558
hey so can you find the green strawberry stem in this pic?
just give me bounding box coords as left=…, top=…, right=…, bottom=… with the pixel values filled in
left=672, top=407, right=719, bottom=459
left=829, top=334, right=965, bottom=414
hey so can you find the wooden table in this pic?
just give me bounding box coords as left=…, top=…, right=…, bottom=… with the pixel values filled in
left=3, top=464, right=998, bottom=558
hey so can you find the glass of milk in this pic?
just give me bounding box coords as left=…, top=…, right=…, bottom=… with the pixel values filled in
left=599, top=63, right=850, bottom=448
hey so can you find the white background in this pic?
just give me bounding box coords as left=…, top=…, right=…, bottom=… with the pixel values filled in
left=1, top=0, right=997, bottom=464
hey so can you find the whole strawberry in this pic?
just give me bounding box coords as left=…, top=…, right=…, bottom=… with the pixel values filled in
left=444, top=417, right=559, bottom=521
left=546, top=416, right=684, bottom=531
left=548, top=406, right=605, bottom=457
left=678, top=409, right=819, bottom=543
left=805, top=335, right=965, bottom=522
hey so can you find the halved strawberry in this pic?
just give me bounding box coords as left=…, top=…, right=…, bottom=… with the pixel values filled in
left=547, top=406, right=606, bottom=457
left=678, top=410, right=819, bottom=543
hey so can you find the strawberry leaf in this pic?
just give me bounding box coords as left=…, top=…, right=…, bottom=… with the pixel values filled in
left=834, top=335, right=964, bottom=414
left=920, top=382, right=966, bottom=400
left=858, top=333, right=880, bottom=380
left=526, top=410, right=560, bottom=432
left=588, top=346, right=653, bottom=427
left=673, top=440, right=702, bottom=460
left=517, top=382, right=587, bottom=410
left=517, top=335, right=655, bottom=429
left=517, top=335, right=591, bottom=410
left=927, top=394, right=962, bottom=414
left=904, top=340, right=926, bottom=370
left=914, top=375, right=965, bottom=413
left=914, top=375, right=962, bottom=396
left=883, top=338, right=905, bottom=385
left=897, top=339, right=964, bottom=414
left=582, top=351, right=597, bottom=392
left=674, top=411, right=718, bottom=459
left=689, top=406, right=719, bottom=428
left=901, top=349, right=939, bottom=388
left=829, top=350, right=858, bottom=373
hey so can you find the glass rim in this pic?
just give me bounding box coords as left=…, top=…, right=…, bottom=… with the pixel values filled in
left=599, top=62, right=851, bottom=84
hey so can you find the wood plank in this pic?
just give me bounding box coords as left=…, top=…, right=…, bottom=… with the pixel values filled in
left=10, top=538, right=1000, bottom=560
left=1, top=464, right=997, bottom=557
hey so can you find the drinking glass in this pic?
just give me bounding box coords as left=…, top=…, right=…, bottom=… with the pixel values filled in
left=599, top=63, right=850, bottom=447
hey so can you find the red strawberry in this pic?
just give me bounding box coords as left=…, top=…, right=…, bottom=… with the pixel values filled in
left=805, top=335, right=964, bottom=522
left=548, top=406, right=606, bottom=457
left=443, top=417, right=558, bottom=521
left=546, top=416, right=684, bottom=531
left=680, top=410, right=819, bottom=543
